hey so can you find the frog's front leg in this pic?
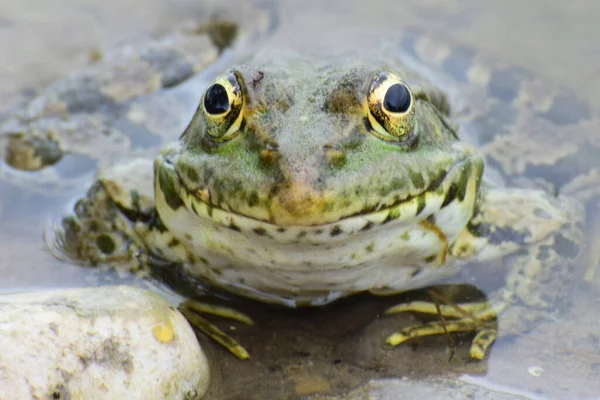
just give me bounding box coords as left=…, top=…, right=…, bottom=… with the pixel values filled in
left=384, top=187, right=585, bottom=360
left=52, top=159, right=255, bottom=360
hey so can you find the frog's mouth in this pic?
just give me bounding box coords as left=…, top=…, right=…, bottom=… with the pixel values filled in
left=155, top=152, right=483, bottom=238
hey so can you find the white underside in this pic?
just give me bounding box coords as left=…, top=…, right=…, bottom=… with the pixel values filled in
left=155, top=168, right=478, bottom=307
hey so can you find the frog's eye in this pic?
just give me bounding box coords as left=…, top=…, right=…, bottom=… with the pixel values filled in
left=202, top=71, right=245, bottom=141
left=366, top=71, right=416, bottom=145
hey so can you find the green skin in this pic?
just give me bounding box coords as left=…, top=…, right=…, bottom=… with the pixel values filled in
left=153, top=54, right=486, bottom=304
left=55, top=50, right=587, bottom=360
left=163, top=62, right=474, bottom=225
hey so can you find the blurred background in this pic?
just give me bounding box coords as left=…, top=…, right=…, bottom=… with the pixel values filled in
left=1, top=0, right=599, bottom=109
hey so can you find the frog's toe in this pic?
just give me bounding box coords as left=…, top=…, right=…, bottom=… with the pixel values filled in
left=470, top=327, right=497, bottom=360
left=384, top=300, right=498, bottom=360
left=178, top=300, right=253, bottom=360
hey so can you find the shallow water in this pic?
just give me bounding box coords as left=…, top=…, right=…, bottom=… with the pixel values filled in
left=1, top=1, right=599, bottom=399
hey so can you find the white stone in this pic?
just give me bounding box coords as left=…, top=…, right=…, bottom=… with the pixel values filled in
left=0, top=285, right=209, bottom=399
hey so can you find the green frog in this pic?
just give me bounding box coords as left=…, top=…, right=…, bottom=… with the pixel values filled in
left=5, top=26, right=597, bottom=362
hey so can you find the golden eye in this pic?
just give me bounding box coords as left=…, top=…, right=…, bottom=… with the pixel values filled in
left=202, top=71, right=245, bottom=141
left=366, top=71, right=416, bottom=144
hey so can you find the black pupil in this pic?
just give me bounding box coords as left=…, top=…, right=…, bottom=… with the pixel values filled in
left=204, top=84, right=230, bottom=114
left=383, top=83, right=411, bottom=113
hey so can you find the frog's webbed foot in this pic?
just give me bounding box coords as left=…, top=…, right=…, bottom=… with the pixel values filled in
left=384, top=298, right=503, bottom=360
left=178, top=300, right=254, bottom=360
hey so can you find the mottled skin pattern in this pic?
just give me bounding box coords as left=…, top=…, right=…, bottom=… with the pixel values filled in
left=165, top=55, right=471, bottom=226
left=2, top=25, right=598, bottom=362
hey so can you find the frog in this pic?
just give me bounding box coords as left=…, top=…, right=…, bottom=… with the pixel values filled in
left=2, top=22, right=598, bottom=364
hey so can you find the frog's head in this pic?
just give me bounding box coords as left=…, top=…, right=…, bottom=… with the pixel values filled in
left=155, top=58, right=483, bottom=230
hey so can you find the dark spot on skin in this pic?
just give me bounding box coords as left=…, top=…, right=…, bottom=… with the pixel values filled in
left=326, top=149, right=347, bottom=167
left=390, top=177, right=407, bottom=192
left=538, top=91, right=591, bottom=126
left=185, top=233, right=192, bottom=240
left=96, top=234, right=116, bottom=254
left=424, top=255, right=437, bottom=263
left=330, top=225, right=343, bottom=236
left=365, top=243, right=374, bottom=253
left=112, top=193, right=154, bottom=225
left=247, top=191, right=260, bottom=207
left=297, top=231, right=307, bottom=239
left=129, top=190, right=141, bottom=212
left=149, top=211, right=168, bottom=233
left=455, top=165, right=470, bottom=202
left=253, top=227, right=267, bottom=236
left=277, top=228, right=286, bottom=233
left=553, top=233, right=579, bottom=259
left=168, top=238, right=180, bottom=248
left=238, top=118, right=247, bottom=132
left=158, top=167, right=184, bottom=210
left=442, top=45, right=476, bottom=83
left=324, top=70, right=363, bottom=113
left=228, top=222, right=241, bottom=232
left=415, top=196, right=426, bottom=216
left=315, top=229, right=324, bottom=235
left=427, top=170, right=446, bottom=193
left=260, top=149, right=280, bottom=165
left=441, top=183, right=457, bottom=208
left=183, top=166, right=200, bottom=183
left=360, top=222, right=373, bottom=231
left=409, top=170, right=425, bottom=190
left=409, top=269, right=422, bottom=278
left=488, top=66, right=533, bottom=103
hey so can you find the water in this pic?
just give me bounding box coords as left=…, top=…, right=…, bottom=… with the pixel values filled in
left=1, top=1, right=599, bottom=399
